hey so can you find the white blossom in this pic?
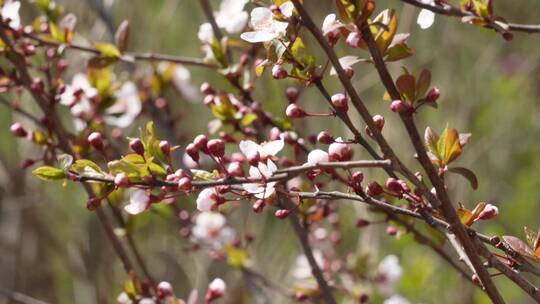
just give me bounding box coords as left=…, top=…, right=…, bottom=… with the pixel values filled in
left=60, top=73, right=98, bottom=131
left=417, top=0, right=436, bottom=29
left=124, top=189, right=150, bottom=215
left=198, top=22, right=214, bottom=44
left=330, top=56, right=363, bottom=76
left=192, top=212, right=235, bottom=249
left=239, top=139, right=284, bottom=160
left=305, top=149, right=329, bottom=166
left=1, top=0, right=20, bottom=28
left=208, top=278, right=226, bottom=295
left=240, top=1, right=293, bottom=43
left=376, top=255, right=403, bottom=296
left=196, top=188, right=219, bottom=211
left=384, top=295, right=411, bottom=304
left=243, top=159, right=278, bottom=199
left=292, top=249, right=324, bottom=280
left=104, top=81, right=141, bottom=128
left=116, top=292, right=132, bottom=304
left=215, top=0, right=249, bottom=34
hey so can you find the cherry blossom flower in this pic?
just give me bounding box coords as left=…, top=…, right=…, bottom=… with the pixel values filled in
left=206, top=278, right=226, bottom=302
left=197, top=0, right=248, bottom=44
left=239, top=138, right=284, bottom=160
left=198, top=23, right=214, bottom=44
left=384, top=295, right=410, bottom=304
left=417, top=0, right=436, bottom=29
left=330, top=56, right=363, bottom=75
left=321, top=13, right=344, bottom=40
left=305, top=149, right=329, bottom=166
left=157, top=62, right=198, bottom=102
left=124, top=189, right=150, bottom=215
left=292, top=249, right=324, bottom=280
left=1, top=0, right=20, bottom=28
left=376, top=255, right=403, bottom=296
left=196, top=187, right=220, bottom=211
left=104, top=81, right=142, bottom=128
left=192, top=212, right=235, bottom=249
left=60, top=73, right=98, bottom=131
left=240, top=1, right=294, bottom=43
left=243, top=160, right=278, bottom=199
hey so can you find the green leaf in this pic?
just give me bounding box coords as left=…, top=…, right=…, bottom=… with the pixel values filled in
left=241, top=113, right=258, bottom=127
left=448, top=167, right=478, bottom=189
left=385, top=43, right=413, bottom=62
left=437, top=126, right=462, bottom=165
left=94, top=42, right=122, bottom=59
left=290, top=38, right=315, bottom=71
left=33, top=166, right=66, bottom=181
left=191, top=169, right=217, bottom=181
left=71, top=159, right=103, bottom=174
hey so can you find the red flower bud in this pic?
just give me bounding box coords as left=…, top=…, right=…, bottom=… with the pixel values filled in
left=186, top=143, right=199, bottom=162
left=178, top=177, right=192, bottom=192
left=390, top=100, right=409, bottom=113
left=352, top=171, right=364, bottom=183
left=285, top=87, right=300, bottom=103
left=331, top=93, right=348, bottom=111
left=31, top=78, right=44, bottom=95
left=272, top=64, right=288, bottom=79
left=386, top=225, right=398, bottom=236
left=386, top=177, right=403, bottom=195
left=86, top=197, right=101, bottom=210
left=253, top=199, right=266, bottom=213
left=88, top=132, right=104, bottom=150
left=425, top=87, right=440, bottom=103
left=285, top=103, right=306, bottom=118
left=476, top=204, right=498, bottom=221
left=207, top=139, right=225, bottom=157
left=356, top=218, right=370, bottom=228
left=275, top=209, right=290, bottom=219
left=373, top=114, right=385, bottom=130
left=159, top=140, right=171, bottom=156
left=157, top=281, right=174, bottom=299
left=317, top=131, right=334, bottom=144
left=366, top=181, right=383, bottom=196
left=193, top=134, right=209, bottom=151
left=227, top=161, right=244, bottom=177
left=10, top=122, right=28, bottom=137
left=129, top=138, right=145, bottom=155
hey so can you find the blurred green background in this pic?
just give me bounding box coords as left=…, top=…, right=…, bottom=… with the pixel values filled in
left=1, top=0, right=539, bottom=303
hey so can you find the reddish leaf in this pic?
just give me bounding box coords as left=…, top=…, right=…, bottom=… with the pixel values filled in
left=502, top=236, right=536, bottom=259
left=448, top=166, right=478, bottom=189
left=396, top=73, right=416, bottom=102
left=416, top=69, right=431, bottom=99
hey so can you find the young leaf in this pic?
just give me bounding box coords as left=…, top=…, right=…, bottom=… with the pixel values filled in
left=94, top=42, right=122, bottom=59
left=524, top=227, right=540, bottom=250
left=115, top=20, right=130, bottom=53
left=448, top=167, right=478, bottom=189
left=437, top=126, right=462, bottom=165
left=502, top=235, right=536, bottom=259
left=424, top=127, right=439, bottom=157
left=33, top=166, right=66, bottom=181
left=416, top=69, right=432, bottom=99
left=57, top=154, right=74, bottom=171
left=396, top=73, right=416, bottom=102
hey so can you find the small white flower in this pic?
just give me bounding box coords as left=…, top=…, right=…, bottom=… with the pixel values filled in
left=196, top=188, right=219, bottom=211
left=104, top=81, right=141, bottom=128
left=330, top=56, right=363, bottom=76
left=172, top=65, right=198, bottom=102
left=116, top=292, right=132, bottom=304
left=417, top=0, right=435, bottom=29
left=215, top=0, right=249, bottom=34
left=198, top=22, right=214, bottom=44
left=1, top=0, right=20, bottom=28
left=243, top=159, right=278, bottom=199
left=292, top=249, right=324, bottom=280
left=138, top=299, right=156, bottom=304
left=193, top=212, right=235, bottom=248
left=376, top=255, right=403, bottom=296
left=322, top=14, right=344, bottom=38
left=208, top=278, right=226, bottom=295
left=305, top=149, right=329, bottom=166
left=240, top=1, right=293, bottom=43
left=60, top=73, right=98, bottom=131
left=384, top=295, right=410, bottom=304
left=239, top=139, right=284, bottom=160
left=124, top=189, right=150, bottom=215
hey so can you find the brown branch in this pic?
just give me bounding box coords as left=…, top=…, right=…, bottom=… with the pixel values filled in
left=399, top=0, right=540, bottom=34
left=0, top=288, right=49, bottom=304
left=358, top=25, right=504, bottom=303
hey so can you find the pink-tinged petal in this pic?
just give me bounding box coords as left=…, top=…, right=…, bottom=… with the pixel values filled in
left=248, top=165, right=262, bottom=179
left=239, top=140, right=261, bottom=157
left=125, top=190, right=149, bottom=215
left=305, top=149, right=329, bottom=166
left=240, top=31, right=278, bottom=43
left=279, top=1, right=294, bottom=17
left=197, top=188, right=216, bottom=211
left=243, top=182, right=264, bottom=194
left=322, top=14, right=336, bottom=33
left=250, top=7, right=273, bottom=28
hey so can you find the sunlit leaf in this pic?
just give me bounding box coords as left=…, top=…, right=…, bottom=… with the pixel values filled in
left=33, top=166, right=66, bottom=181
left=437, top=126, right=462, bottom=165
left=94, top=42, right=122, bottom=59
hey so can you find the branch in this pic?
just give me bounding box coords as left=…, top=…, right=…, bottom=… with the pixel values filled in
left=399, top=0, right=540, bottom=34
left=359, top=24, right=504, bottom=303
left=0, top=288, right=49, bottom=304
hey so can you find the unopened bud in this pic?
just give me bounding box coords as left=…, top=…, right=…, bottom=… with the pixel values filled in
left=200, top=82, right=215, bottom=95
left=114, top=173, right=129, bottom=188
left=476, top=204, right=498, bottom=221
left=331, top=93, right=348, bottom=111
left=157, top=281, right=174, bottom=299
left=275, top=209, right=290, bottom=219
left=178, top=177, right=192, bottom=191
left=31, top=78, right=44, bottom=95
left=10, top=122, right=28, bottom=137
left=272, top=64, right=288, bottom=79
left=86, top=197, right=101, bottom=210
left=386, top=177, right=403, bottom=195
left=193, top=134, right=209, bottom=151
left=286, top=103, right=306, bottom=118
left=390, top=100, right=409, bottom=113
left=352, top=171, right=364, bottom=183
left=129, top=138, right=145, bottom=155
left=356, top=218, right=370, bottom=228
left=285, top=87, right=300, bottom=103
left=186, top=143, right=199, bottom=162
left=227, top=161, right=244, bottom=177
left=386, top=225, right=398, bottom=236
left=366, top=181, right=383, bottom=196
left=159, top=140, right=171, bottom=156
left=88, top=132, right=104, bottom=150
left=207, top=139, right=225, bottom=157
left=345, top=32, right=362, bottom=48
left=426, top=87, right=440, bottom=103
left=373, top=114, right=385, bottom=130
left=317, top=131, right=334, bottom=144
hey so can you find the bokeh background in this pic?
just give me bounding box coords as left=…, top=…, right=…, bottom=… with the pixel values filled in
left=1, top=0, right=539, bottom=303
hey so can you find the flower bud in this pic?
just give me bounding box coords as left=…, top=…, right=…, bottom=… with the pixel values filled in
left=386, top=225, right=398, bottom=236
left=345, top=32, right=362, bottom=48
left=285, top=87, right=300, bottom=103
left=88, top=132, right=104, bottom=150
left=114, top=173, right=129, bottom=188
left=275, top=209, right=290, bottom=219
left=178, top=177, right=192, bottom=192
left=476, top=204, right=498, bottom=221
left=328, top=141, right=352, bottom=161
left=31, top=78, right=44, bottom=95
left=227, top=161, right=244, bottom=177
left=203, top=94, right=216, bottom=105
left=253, top=199, right=266, bottom=213
left=21, top=159, right=35, bottom=169
left=157, top=281, right=174, bottom=299
left=10, top=122, right=28, bottom=137
left=373, top=114, right=385, bottom=130
left=129, top=138, right=145, bottom=155
left=200, top=82, right=215, bottom=95
left=356, top=218, right=370, bottom=228
left=285, top=103, right=306, bottom=118
left=317, top=131, right=334, bottom=144
left=503, top=32, right=513, bottom=41
left=272, top=64, right=288, bottom=79
left=386, top=177, right=403, bottom=195
left=205, top=278, right=226, bottom=302
left=186, top=143, right=199, bottom=162
left=86, top=197, right=101, bottom=210
left=352, top=171, right=364, bottom=183
left=390, top=100, right=409, bottom=113
left=159, top=140, right=171, bottom=156
left=366, top=181, right=383, bottom=196
left=193, top=134, right=209, bottom=151
left=331, top=93, right=348, bottom=111
left=57, top=59, right=69, bottom=73
left=207, top=139, right=225, bottom=157
left=295, top=291, right=308, bottom=302
left=425, top=87, right=440, bottom=103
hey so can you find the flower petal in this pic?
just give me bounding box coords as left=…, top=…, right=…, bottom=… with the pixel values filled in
left=417, top=9, right=435, bottom=29
left=279, top=1, right=294, bottom=18
left=239, top=140, right=261, bottom=156
left=306, top=149, right=329, bottom=166
left=261, top=139, right=284, bottom=157
left=240, top=30, right=278, bottom=43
